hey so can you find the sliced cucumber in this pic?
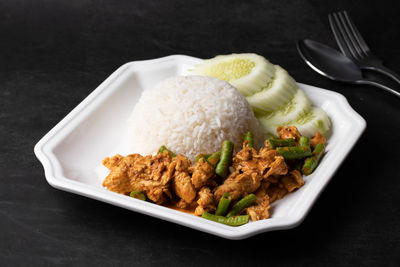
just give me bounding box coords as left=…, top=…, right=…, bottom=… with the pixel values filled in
left=190, top=53, right=332, bottom=139
left=258, top=89, right=311, bottom=126
left=246, top=65, right=298, bottom=114
left=191, top=53, right=276, bottom=96
left=258, top=107, right=331, bottom=138
left=292, top=107, right=331, bottom=137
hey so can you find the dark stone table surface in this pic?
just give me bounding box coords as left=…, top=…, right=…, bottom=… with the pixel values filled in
left=1, top=0, right=399, bottom=266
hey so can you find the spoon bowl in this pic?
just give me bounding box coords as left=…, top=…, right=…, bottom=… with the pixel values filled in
left=297, top=39, right=400, bottom=98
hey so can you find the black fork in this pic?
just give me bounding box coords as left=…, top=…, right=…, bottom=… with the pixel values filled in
left=329, top=10, right=400, bottom=85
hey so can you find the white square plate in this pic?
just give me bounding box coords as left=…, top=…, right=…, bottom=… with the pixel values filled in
left=34, top=55, right=366, bottom=239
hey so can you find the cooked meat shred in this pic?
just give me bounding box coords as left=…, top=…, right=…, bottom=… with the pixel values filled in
left=189, top=158, right=215, bottom=189
left=102, top=152, right=174, bottom=204
left=103, top=152, right=196, bottom=205
left=281, top=170, right=305, bottom=192
left=102, top=154, right=137, bottom=194
left=170, top=154, right=197, bottom=205
left=214, top=144, right=288, bottom=202
left=102, top=126, right=308, bottom=221
left=266, top=185, right=288, bottom=203
left=246, top=182, right=271, bottom=221
left=277, top=126, right=301, bottom=141
left=265, top=170, right=305, bottom=203
left=246, top=195, right=270, bottom=221
left=194, top=187, right=215, bottom=216
left=310, top=132, right=326, bottom=149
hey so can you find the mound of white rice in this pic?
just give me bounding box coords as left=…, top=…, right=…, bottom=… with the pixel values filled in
left=126, top=75, right=262, bottom=161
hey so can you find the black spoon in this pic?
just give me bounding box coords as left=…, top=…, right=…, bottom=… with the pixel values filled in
left=297, top=39, right=400, bottom=98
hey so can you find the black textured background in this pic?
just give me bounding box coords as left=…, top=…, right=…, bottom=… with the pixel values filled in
left=1, top=0, right=400, bottom=266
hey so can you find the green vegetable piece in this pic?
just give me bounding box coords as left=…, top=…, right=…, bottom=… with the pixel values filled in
left=215, top=141, right=233, bottom=178
left=276, top=146, right=312, bottom=160
left=243, top=131, right=254, bottom=148
left=299, top=136, right=310, bottom=149
left=291, top=160, right=304, bottom=171
left=158, top=145, right=176, bottom=157
left=195, top=153, right=212, bottom=162
left=207, top=151, right=221, bottom=167
left=227, top=194, right=257, bottom=217
left=302, top=143, right=325, bottom=175
left=268, top=138, right=296, bottom=149
left=201, top=212, right=249, bottom=226
left=215, top=192, right=232, bottom=216
left=130, top=190, right=146, bottom=201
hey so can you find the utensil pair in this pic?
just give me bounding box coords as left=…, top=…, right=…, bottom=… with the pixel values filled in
left=298, top=11, right=400, bottom=97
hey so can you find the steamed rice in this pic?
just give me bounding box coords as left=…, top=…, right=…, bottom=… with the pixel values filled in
left=126, top=75, right=262, bottom=161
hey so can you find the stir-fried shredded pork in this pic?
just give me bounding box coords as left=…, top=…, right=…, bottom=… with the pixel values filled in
left=214, top=145, right=288, bottom=202
left=170, top=154, right=197, bottom=205
left=310, top=132, right=326, bottom=148
left=102, top=128, right=310, bottom=222
left=102, top=152, right=174, bottom=204
left=194, top=187, right=215, bottom=216
left=189, top=158, right=215, bottom=189
left=277, top=126, right=301, bottom=141
left=281, top=170, right=304, bottom=192
left=246, top=182, right=271, bottom=221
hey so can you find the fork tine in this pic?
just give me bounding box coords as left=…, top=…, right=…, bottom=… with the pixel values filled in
left=328, top=13, right=354, bottom=58
left=330, top=12, right=359, bottom=59
left=343, top=11, right=371, bottom=56
left=337, top=11, right=364, bottom=59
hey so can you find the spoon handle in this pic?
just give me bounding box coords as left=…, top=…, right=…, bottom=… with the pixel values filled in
left=357, top=80, right=400, bottom=98
left=362, top=65, right=400, bottom=85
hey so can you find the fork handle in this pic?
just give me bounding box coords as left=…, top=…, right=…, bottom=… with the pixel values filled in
left=362, top=65, right=400, bottom=85
left=357, top=80, right=400, bottom=98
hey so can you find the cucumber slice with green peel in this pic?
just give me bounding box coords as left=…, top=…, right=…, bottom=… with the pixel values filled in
left=258, top=107, right=331, bottom=138
left=257, top=89, right=312, bottom=126
left=292, top=107, right=331, bottom=137
left=246, top=65, right=298, bottom=114
left=191, top=53, right=276, bottom=97
left=190, top=53, right=332, bottom=139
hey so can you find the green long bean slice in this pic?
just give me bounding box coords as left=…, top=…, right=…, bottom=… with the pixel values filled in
left=276, top=146, right=312, bottom=160
left=215, top=192, right=232, bottom=216
left=292, top=160, right=304, bottom=172
left=227, top=194, right=257, bottom=217
left=207, top=151, right=221, bottom=167
left=215, top=141, right=233, bottom=178
left=195, top=153, right=212, bottom=162
left=202, top=212, right=249, bottom=226
left=158, top=145, right=176, bottom=157
left=130, top=190, right=146, bottom=201
left=268, top=138, right=296, bottom=149
left=302, top=143, right=325, bottom=175
left=299, top=136, right=310, bottom=149
left=243, top=131, right=254, bottom=148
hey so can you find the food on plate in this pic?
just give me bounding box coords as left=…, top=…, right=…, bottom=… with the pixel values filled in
left=125, top=75, right=262, bottom=161
left=260, top=106, right=331, bottom=138
left=102, top=127, right=326, bottom=226
left=101, top=52, right=331, bottom=226
left=302, top=143, right=325, bottom=175
left=270, top=126, right=326, bottom=175
left=245, top=65, right=298, bottom=113
left=202, top=212, right=249, bottom=226
left=226, top=194, right=256, bottom=217
left=215, top=140, right=233, bottom=178
left=215, top=192, right=232, bottom=216
left=191, top=53, right=331, bottom=137
left=130, top=190, right=146, bottom=200
left=257, top=89, right=311, bottom=128
left=190, top=53, right=275, bottom=97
